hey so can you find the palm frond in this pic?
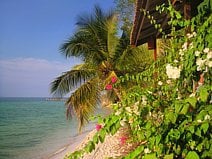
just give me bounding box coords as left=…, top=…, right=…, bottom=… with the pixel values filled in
left=65, top=77, right=101, bottom=131
left=113, top=31, right=130, bottom=61
left=115, top=45, right=152, bottom=74
left=50, top=65, right=96, bottom=96
left=106, top=14, right=119, bottom=59
left=60, top=5, right=118, bottom=65
left=60, top=31, right=91, bottom=58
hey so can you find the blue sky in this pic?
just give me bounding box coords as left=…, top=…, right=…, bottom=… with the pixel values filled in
left=0, top=0, right=115, bottom=97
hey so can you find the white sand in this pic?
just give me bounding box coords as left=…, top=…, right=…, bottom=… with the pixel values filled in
left=63, top=127, right=138, bottom=159
left=46, top=126, right=141, bottom=159
left=45, top=130, right=92, bottom=159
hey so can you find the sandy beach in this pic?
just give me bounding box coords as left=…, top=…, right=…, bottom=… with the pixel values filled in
left=47, top=126, right=140, bottom=159
left=46, top=130, right=92, bottom=159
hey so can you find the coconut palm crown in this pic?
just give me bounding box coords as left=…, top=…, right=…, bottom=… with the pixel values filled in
left=51, top=6, right=147, bottom=130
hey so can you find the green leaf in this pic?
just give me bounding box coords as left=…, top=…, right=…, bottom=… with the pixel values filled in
left=185, top=151, right=199, bottom=159
left=186, top=97, right=197, bottom=108
left=99, top=130, right=106, bottom=143
left=195, top=128, right=202, bottom=137
left=188, top=125, right=195, bottom=133
left=125, top=145, right=144, bottom=159
left=85, top=141, right=95, bottom=153
left=88, top=141, right=95, bottom=153
left=196, top=143, right=203, bottom=152
left=199, top=87, right=209, bottom=102
left=110, top=124, right=117, bottom=135
left=146, top=130, right=152, bottom=138
left=155, top=135, right=161, bottom=145
left=200, top=122, right=209, bottom=134
left=143, top=153, right=157, bottom=159
left=175, top=102, right=183, bottom=113
left=93, top=134, right=99, bottom=144
left=180, top=104, right=189, bottom=115
left=164, top=153, right=174, bottom=159
left=169, top=129, right=180, bottom=140
left=166, top=112, right=177, bottom=124
left=175, top=12, right=182, bottom=19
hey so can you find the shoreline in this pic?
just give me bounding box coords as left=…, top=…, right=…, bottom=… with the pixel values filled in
left=46, top=129, right=93, bottom=159
left=47, top=126, right=138, bottom=159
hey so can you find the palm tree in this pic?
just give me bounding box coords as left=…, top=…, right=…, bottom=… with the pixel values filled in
left=51, top=6, right=151, bottom=130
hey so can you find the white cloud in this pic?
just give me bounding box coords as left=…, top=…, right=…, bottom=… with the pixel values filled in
left=0, top=58, right=81, bottom=97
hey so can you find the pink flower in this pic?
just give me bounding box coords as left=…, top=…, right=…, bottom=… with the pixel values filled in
left=111, top=76, right=117, bottom=84
left=95, top=124, right=102, bottom=131
left=120, top=136, right=127, bottom=145
left=105, top=84, right=113, bottom=90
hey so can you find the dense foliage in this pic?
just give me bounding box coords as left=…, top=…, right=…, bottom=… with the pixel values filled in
left=66, top=0, right=211, bottom=158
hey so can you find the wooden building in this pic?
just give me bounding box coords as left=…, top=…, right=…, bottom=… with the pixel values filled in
left=130, top=0, right=202, bottom=60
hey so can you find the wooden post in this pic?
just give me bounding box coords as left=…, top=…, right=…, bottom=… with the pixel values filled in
left=147, top=36, right=157, bottom=61
left=184, top=2, right=191, bottom=20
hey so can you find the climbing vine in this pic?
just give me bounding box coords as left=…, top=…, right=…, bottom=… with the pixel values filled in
left=66, top=0, right=211, bottom=158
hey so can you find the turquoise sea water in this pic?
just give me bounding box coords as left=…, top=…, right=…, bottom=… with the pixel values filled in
left=0, top=97, right=95, bottom=159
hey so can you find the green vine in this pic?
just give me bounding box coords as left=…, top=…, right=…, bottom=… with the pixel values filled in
left=66, top=1, right=211, bottom=158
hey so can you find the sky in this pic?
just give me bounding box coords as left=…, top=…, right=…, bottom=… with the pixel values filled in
left=0, top=0, right=115, bottom=97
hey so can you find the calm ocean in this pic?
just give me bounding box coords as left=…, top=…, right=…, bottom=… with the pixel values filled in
left=0, top=97, right=96, bottom=159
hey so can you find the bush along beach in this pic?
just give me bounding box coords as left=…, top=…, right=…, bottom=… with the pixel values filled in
left=61, top=0, right=211, bottom=158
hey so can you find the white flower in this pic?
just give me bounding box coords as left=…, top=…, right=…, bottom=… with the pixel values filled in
left=134, top=101, right=139, bottom=106
left=206, top=61, right=212, bottom=67
left=149, top=111, right=152, bottom=116
left=115, top=110, right=121, bottom=116
left=179, top=49, right=184, bottom=56
left=147, top=91, right=152, bottom=94
left=174, top=60, right=179, bottom=63
left=207, top=51, right=212, bottom=59
left=133, top=104, right=140, bottom=115
left=158, top=81, right=163, bottom=86
left=197, top=119, right=202, bottom=123
left=189, top=42, right=194, bottom=49
left=142, top=95, right=147, bottom=101
left=179, top=64, right=183, bottom=70
left=192, top=32, right=197, bottom=37
left=125, top=107, right=132, bottom=113
left=176, top=96, right=181, bottom=100
left=186, top=33, right=193, bottom=39
left=144, top=148, right=151, bottom=154
left=142, top=95, right=147, bottom=105
left=203, top=48, right=210, bottom=53
left=182, top=42, right=188, bottom=50
left=166, top=80, right=171, bottom=84
left=120, top=120, right=127, bottom=127
left=204, top=114, right=210, bottom=120
left=197, top=66, right=201, bottom=71
left=189, top=93, right=195, bottom=97
left=196, top=58, right=206, bottom=71
left=129, top=117, right=134, bottom=124
left=133, top=110, right=140, bottom=116
left=166, top=64, right=181, bottom=79
left=195, top=51, right=201, bottom=57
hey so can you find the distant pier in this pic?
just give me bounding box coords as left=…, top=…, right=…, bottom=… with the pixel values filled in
left=45, top=98, right=67, bottom=101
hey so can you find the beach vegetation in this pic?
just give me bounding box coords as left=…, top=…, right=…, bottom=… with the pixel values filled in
left=66, top=0, right=211, bottom=158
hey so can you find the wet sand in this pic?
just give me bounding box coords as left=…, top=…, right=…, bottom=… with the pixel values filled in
left=46, top=130, right=92, bottom=159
